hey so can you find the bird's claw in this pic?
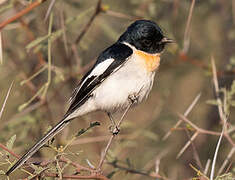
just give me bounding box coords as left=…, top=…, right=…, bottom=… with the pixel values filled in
left=109, top=125, right=120, bottom=135
left=128, top=94, right=138, bottom=104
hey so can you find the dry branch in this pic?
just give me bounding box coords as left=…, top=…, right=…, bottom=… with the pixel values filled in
left=0, top=0, right=48, bottom=30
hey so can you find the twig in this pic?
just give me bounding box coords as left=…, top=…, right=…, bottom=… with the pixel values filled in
left=75, top=0, right=102, bottom=44
left=178, top=113, right=220, bottom=136
left=0, top=81, right=13, bottom=119
left=155, top=158, right=160, bottom=174
left=189, top=164, right=209, bottom=180
left=20, top=65, right=47, bottom=86
left=41, top=13, right=53, bottom=99
left=182, top=0, right=195, bottom=53
left=1, top=101, right=44, bottom=131
left=211, top=56, right=227, bottom=124
left=59, top=8, right=69, bottom=57
left=210, top=119, right=226, bottom=180
left=0, top=31, right=2, bottom=64
left=45, top=173, right=109, bottom=180
left=59, top=157, right=94, bottom=172
left=178, top=53, right=235, bottom=77
left=19, top=18, right=46, bottom=66
left=203, top=159, right=211, bottom=175
left=71, top=134, right=128, bottom=145
left=232, top=0, right=235, bottom=24
left=18, top=84, right=46, bottom=111
left=1, top=57, right=96, bottom=131
left=71, top=43, right=82, bottom=70
left=18, top=13, right=54, bottom=111
left=210, top=56, right=228, bottom=180
left=98, top=103, right=132, bottom=170
left=0, top=0, right=48, bottom=30
left=24, top=167, right=49, bottom=180
left=178, top=113, right=235, bottom=147
left=224, top=162, right=233, bottom=173
left=163, top=93, right=201, bottom=140
left=172, top=0, right=179, bottom=17
left=217, top=147, right=235, bottom=175
left=105, top=10, right=139, bottom=20
left=0, top=143, right=19, bottom=159
left=44, top=0, right=56, bottom=21
left=185, top=129, right=202, bottom=169
left=176, top=131, right=199, bottom=159
left=0, top=138, right=108, bottom=179
left=178, top=53, right=208, bottom=70
left=98, top=136, right=114, bottom=170
left=66, top=0, right=102, bottom=76
left=108, top=161, right=168, bottom=180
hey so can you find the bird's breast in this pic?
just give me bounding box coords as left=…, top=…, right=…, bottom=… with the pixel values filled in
left=135, top=50, right=161, bottom=72
left=92, top=57, right=155, bottom=113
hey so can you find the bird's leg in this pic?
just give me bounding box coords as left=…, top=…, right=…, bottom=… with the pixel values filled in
left=98, top=101, right=134, bottom=170
left=114, top=93, right=138, bottom=131
left=107, top=112, right=120, bottom=135
left=128, top=93, right=139, bottom=104
left=106, top=93, right=138, bottom=135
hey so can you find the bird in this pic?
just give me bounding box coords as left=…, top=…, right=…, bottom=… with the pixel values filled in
left=6, top=19, right=173, bottom=175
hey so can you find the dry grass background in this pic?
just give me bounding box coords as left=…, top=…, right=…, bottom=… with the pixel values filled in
left=0, top=0, right=234, bottom=179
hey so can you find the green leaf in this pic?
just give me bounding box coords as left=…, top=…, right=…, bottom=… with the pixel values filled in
left=107, top=170, right=117, bottom=178
left=6, top=134, right=16, bottom=150
left=0, top=3, right=13, bottom=14
left=76, top=121, right=100, bottom=137
left=215, top=173, right=233, bottom=180
left=0, top=170, right=5, bottom=175
left=27, top=166, right=48, bottom=180
left=229, top=100, right=235, bottom=107
left=25, top=7, right=94, bottom=53
left=186, top=124, right=194, bottom=131
left=26, top=30, right=63, bottom=52
left=89, top=121, right=100, bottom=128
left=26, top=35, right=50, bottom=51
left=76, top=128, right=86, bottom=137
left=30, top=163, right=44, bottom=172
left=126, top=158, right=131, bottom=168
left=206, top=99, right=218, bottom=106
left=230, top=80, right=235, bottom=95
left=229, top=56, right=235, bottom=65
left=142, top=130, right=159, bottom=141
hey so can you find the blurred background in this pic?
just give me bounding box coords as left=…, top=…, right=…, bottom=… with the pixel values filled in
left=0, top=0, right=234, bottom=179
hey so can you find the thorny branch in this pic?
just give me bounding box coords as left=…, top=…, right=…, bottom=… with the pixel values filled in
left=163, top=60, right=234, bottom=176
left=0, top=141, right=109, bottom=179
left=178, top=113, right=235, bottom=147
left=0, top=143, right=19, bottom=159
left=75, top=0, right=103, bottom=45
left=98, top=103, right=132, bottom=170
left=108, top=161, right=168, bottom=180
left=1, top=0, right=234, bottom=179
left=0, top=0, right=48, bottom=30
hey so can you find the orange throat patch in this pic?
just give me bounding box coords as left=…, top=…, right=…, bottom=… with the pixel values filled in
left=135, top=50, right=161, bottom=72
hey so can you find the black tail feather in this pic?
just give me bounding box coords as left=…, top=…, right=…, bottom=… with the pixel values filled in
left=6, top=117, right=71, bottom=176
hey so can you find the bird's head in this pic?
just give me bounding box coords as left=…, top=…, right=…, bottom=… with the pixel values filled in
left=118, top=20, right=173, bottom=54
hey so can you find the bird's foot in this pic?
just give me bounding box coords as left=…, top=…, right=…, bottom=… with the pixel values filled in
left=128, top=94, right=139, bottom=104
left=109, top=125, right=120, bottom=135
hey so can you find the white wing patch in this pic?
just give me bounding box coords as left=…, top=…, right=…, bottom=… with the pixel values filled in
left=88, top=58, right=114, bottom=77
left=69, top=59, right=114, bottom=104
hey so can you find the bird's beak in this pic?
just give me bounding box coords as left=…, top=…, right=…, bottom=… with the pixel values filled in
left=161, top=37, right=174, bottom=44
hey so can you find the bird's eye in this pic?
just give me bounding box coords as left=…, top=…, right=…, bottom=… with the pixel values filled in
left=142, top=39, right=152, bottom=46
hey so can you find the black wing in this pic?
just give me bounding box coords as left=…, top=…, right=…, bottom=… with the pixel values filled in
left=65, top=42, right=133, bottom=117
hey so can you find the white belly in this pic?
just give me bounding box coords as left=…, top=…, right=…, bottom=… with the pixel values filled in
left=66, top=54, right=156, bottom=120
left=93, top=56, right=155, bottom=113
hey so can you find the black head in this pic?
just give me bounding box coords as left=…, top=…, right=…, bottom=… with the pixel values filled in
left=118, top=20, right=173, bottom=54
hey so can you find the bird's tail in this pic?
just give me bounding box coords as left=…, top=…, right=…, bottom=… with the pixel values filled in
left=6, top=117, right=72, bottom=176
